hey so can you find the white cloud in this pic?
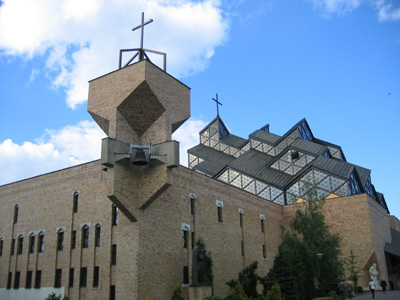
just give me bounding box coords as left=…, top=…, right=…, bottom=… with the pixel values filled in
left=307, top=0, right=400, bottom=21
left=0, top=121, right=106, bottom=185
left=0, top=0, right=228, bottom=109
left=172, top=118, right=207, bottom=166
left=0, top=117, right=206, bottom=185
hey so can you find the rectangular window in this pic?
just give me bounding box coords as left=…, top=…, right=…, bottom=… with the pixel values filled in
left=93, top=266, right=100, bottom=288
left=95, top=226, right=101, bottom=247
left=69, top=268, right=74, bottom=288
left=183, top=266, right=189, bottom=284
left=11, top=238, right=15, bottom=255
left=7, top=272, right=12, bottom=289
left=262, top=245, right=266, bottom=259
left=240, top=213, right=243, bottom=227
left=241, top=241, right=244, bottom=256
left=111, top=244, right=117, bottom=265
left=73, top=193, right=78, bottom=213
left=80, top=267, right=87, bottom=287
left=26, top=271, right=33, bottom=289
left=0, top=239, right=3, bottom=256
left=261, top=219, right=264, bottom=233
left=14, top=205, right=18, bottom=224
left=110, top=285, right=116, bottom=300
left=191, top=232, right=195, bottom=249
left=38, top=235, right=44, bottom=252
left=57, top=232, right=64, bottom=251
left=82, top=228, right=89, bottom=248
left=191, top=198, right=195, bottom=215
left=54, top=269, right=62, bottom=288
left=29, top=236, right=35, bottom=254
left=217, top=206, right=223, bottom=222
left=34, top=270, right=42, bottom=289
left=14, top=271, right=20, bottom=289
left=112, top=206, right=118, bottom=226
left=71, top=231, right=76, bottom=249
left=182, top=231, right=188, bottom=249
left=17, top=236, right=23, bottom=254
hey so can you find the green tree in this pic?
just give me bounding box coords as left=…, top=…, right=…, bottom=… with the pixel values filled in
left=226, top=261, right=259, bottom=298
left=229, top=282, right=247, bottom=298
left=45, top=293, right=63, bottom=300
left=266, top=282, right=283, bottom=300
left=196, top=237, right=214, bottom=285
left=261, top=200, right=343, bottom=299
left=171, top=284, right=184, bottom=300
left=346, top=250, right=361, bottom=288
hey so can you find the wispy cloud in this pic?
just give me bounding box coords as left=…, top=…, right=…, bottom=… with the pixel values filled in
left=306, top=0, right=400, bottom=21
left=26, top=69, right=40, bottom=86
left=0, top=0, right=229, bottom=109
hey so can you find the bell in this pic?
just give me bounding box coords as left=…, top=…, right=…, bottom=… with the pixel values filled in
left=132, top=148, right=148, bottom=166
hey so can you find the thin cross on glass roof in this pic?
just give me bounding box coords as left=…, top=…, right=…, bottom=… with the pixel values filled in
left=212, top=93, right=222, bottom=116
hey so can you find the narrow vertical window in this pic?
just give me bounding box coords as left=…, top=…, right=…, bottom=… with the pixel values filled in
left=239, top=213, right=243, bottom=227
left=95, top=225, right=101, bottom=247
left=26, top=271, right=33, bottom=289
left=34, top=270, right=42, bottom=288
left=80, top=267, right=87, bottom=287
left=110, top=285, right=116, bottom=300
left=182, top=230, right=188, bottom=249
left=17, top=236, right=23, bottom=254
left=82, top=226, right=89, bottom=248
left=262, top=245, right=266, bottom=259
left=69, top=268, right=74, bottom=288
left=14, top=271, right=20, bottom=289
left=183, top=266, right=189, bottom=284
left=112, top=205, right=118, bottom=226
left=7, top=272, right=12, bottom=289
left=261, top=219, right=264, bottom=233
left=190, top=198, right=195, bottom=215
left=11, top=238, right=15, bottom=255
left=73, top=192, right=79, bottom=213
left=217, top=206, right=223, bottom=222
left=191, top=232, right=195, bottom=249
left=241, top=241, right=244, bottom=256
left=111, top=244, right=117, bottom=265
left=54, top=269, right=62, bottom=288
left=29, top=235, right=35, bottom=254
left=71, top=230, right=76, bottom=249
left=93, top=266, right=100, bottom=288
left=13, top=204, right=19, bottom=224
left=0, top=238, right=4, bottom=256
left=57, top=230, right=64, bottom=251
left=38, top=233, right=44, bottom=252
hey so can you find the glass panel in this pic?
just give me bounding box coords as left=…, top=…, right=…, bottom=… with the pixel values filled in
left=281, top=150, right=292, bottom=163
left=279, top=160, right=291, bottom=172
left=211, top=132, right=219, bottom=141
left=241, top=175, right=253, bottom=188
left=263, top=143, right=273, bottom=153
left=204, top=140, right=210, bottom=147
left=335, top=184, right=350, bottom=197
left=284, top=166, right=294, bottom=176
left=218, top=170, right=229, bottom=183
left=258, top=186, right=271, bottom=200
left=314, top=170, right=328, bottom=184
left=301, top=171, right=314, bottom=185
left=317, top=177, right=331, bottom=191
left=220, top=143, right=228, bottom=152
left=200, top=135, right=208, bottom=145
left=199, top=158, right=204, bottom=163
left=251, top=139, right=260, bottom=149
left=210, top=139, right=218, bottom=148
left=230, top=175, right=242, bottom=188
left=232, top=149, right=240, bottom=158
left=211, top=120, right=219, bottom=128
left=256, top=181, right=268, bottom=194
left=267, top=147, right=276, bottom=156
left=286, top=193, right=298, bottom=205
left=300, top=180, right=313, bottom=196
left=270, top=161, right=280, bottom=170
left=242, top=143, right=250, bottom=152
left=201, top=130, right=209, bottom=138
left=317, top=189, right=330, bottom=200
left=271, top=187, right=282, bottom=200
left=189, top=154, right=197, bottom=164
left=331, top=176, right=346, bottom=191
left=293, top=165, right=302, bottom=175
left=274, top=194, right=285, bottom=205
left=294, top=155, right=307, bottom=167
left=244, top=181, right=256, bottom=194
left=228, top=169, right=240, bottom=182
left=287, top=182, right=300, bottom=197
left=255, top=143, right=263, bottom=152
left=222, top=146, right=230, bottom=155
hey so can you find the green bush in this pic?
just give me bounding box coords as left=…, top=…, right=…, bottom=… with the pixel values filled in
left=229, top=282, right=247, bottom=298
left=171, top=284, right=184, bottom=300
left=328, top=290, right=340, bottom=300
left=224, top=295, right=244, bottom=300
left=203, top=297, right=223, bottom=300
left=44, top=293, right=63, bottom=300
left=266, top=282, right=283, bottom=300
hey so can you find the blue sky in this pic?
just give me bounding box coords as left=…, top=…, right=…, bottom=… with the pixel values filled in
left=0, top=0, right=399, bottom=217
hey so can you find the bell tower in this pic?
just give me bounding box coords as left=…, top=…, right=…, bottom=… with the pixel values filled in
left=87, top=14, right=190, bottom=222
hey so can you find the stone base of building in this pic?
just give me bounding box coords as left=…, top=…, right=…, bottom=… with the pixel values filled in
left=189, top=285, right=212, bottom=300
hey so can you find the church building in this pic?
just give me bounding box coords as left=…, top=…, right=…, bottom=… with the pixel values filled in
left=1, top=32, right=399, bottom=300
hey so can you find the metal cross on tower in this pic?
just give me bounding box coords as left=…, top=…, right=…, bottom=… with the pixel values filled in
left=212, top=93, right=222, bottom=116
left=119, top=12, right=167, bottom=70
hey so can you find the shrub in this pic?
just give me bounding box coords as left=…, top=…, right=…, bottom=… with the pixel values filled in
left=229, top=282, right=247, bottom=298
left=203, top=297, right=223, bottom=300
left=171, top=284, right=184, bottom=300
left=266, top=282, right=283, bottom=300
left=224, top=295, right=244, bottom=300
left=356, top=286, right=364, bottom=294
left=328, top=290, right=340, bottom=300
left=45, top=293, right=63, bottom=300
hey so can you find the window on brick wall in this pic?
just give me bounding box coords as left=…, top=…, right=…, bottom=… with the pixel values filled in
left=57, top=230, right=64, bottom=251
left=191, top=232, right=195, bottom=249
left=29, top=235, right=35, bottom=254
left=112, top=205, right=118, bottom=226
left=17, top=235, right=23, bottom=255
left=241, top=241, right=244, bottom=256
left=262, top=245, right=266, bottom=259
left=38, top=233, right=44, bottom=253
left=239, top=213, right=243, bottom=227
left=0, top=238, right=3, bottom=256
left=26, top=271, right=33, bottom=289
left=183, top=230, right=188, bottom=249
left=110, top=285, right=116, bottom=300
left=34, top=270, right=42, bottom=288
left=11, top=238, right=15, bottom=255
left=80, top=267, right=87, bottom=287
left=261, top=219, right=264, bottom=233
left=13, top=204, right=19, bottom=224
left=217, top=206, right=223, bottom=222
left=73, top=192, right=79, bottom=213
left=13, top=271, right=20, bottom=289
left=71, top=231, right=76, bottom=249
left=7, top=272, right=12, bottom=289
left=93, top=266, right=100, bottom=288
left=95, top=224, right=101, bottom=247
left=69, top=268, right=74, bottom=288
left=54, top=269, right=62, bottom=288
left=191, top=198, right=195, bottom=215
left=111, top=244, right=117, bottom=265
left=183, top=266, right=189, bottom=284
left=82, top=226, right=89, bottom=248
